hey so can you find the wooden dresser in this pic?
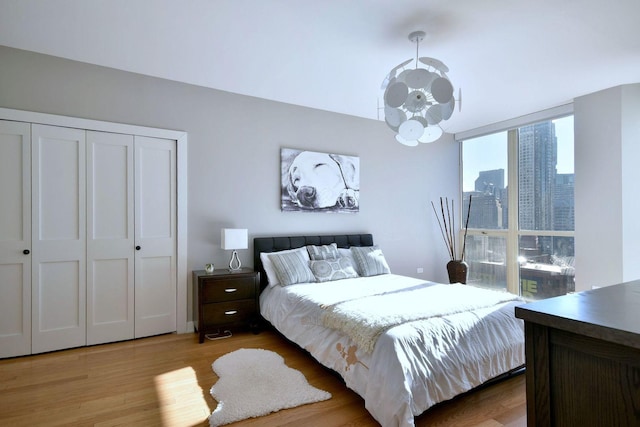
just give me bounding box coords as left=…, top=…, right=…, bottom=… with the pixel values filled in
left=515, top=281, right=640, bottom=426
left=192, top=268, right=260, bottom=343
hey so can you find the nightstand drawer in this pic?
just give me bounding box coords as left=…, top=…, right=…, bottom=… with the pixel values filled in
left=202, top=299, right=256, bottom=325
left=200, top=276, right=255, bottom=302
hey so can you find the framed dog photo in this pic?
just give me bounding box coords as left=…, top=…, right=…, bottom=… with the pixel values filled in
left=281, top=148, right=360, bottom=213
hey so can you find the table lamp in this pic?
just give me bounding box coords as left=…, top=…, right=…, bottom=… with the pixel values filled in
left=221, top=228, right=248, bottom=271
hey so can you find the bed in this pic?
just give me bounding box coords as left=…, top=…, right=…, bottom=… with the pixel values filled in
left=254, top=234, right=525, bottom=427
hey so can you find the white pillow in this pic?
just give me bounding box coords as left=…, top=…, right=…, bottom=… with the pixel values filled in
left=260, top=247, right=309, bottom=286
left=268, top=249, right=315, bottom=286
left=351, top=245, right=391, bottom=277
left=337, top=247, right=355, bottom=265
left=260, top=247, right=312, bottom=287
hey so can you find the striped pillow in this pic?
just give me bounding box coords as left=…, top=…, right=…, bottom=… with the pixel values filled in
left=306, top=243, right=339, bottom=260
left=268, top=249, right=315, bottom=286
left=351, top=245, right=391, bottom=277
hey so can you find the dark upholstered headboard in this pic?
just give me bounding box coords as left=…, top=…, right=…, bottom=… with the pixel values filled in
left=253, top=233, right=373, bottom=290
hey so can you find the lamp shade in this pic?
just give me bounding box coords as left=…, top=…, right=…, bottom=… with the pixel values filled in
left=221, top=228, right=248, bottom=250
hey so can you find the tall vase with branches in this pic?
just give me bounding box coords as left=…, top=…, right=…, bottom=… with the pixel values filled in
left=431, top=195, right=472, bottom=284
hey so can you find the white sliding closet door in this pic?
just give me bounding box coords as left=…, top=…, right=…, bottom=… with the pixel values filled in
left=86, top=131, right=135, bottom=345
left=0, top=120, right=32, bottom=358
left=134, top=136, right=176, bottom=338
left=31, top=124, right=87, bottom=354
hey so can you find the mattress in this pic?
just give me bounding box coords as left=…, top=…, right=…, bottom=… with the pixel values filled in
left=260, top=274, right=525, bottom=427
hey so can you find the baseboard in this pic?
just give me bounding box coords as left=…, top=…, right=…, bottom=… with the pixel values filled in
left=184, top=321, right=195, bottom=333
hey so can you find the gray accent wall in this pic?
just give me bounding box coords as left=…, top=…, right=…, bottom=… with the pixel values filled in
left=0, top=45, right=460, bottom=322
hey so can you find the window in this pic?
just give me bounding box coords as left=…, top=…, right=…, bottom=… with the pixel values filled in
left=461, top=115, right=574, bottom=299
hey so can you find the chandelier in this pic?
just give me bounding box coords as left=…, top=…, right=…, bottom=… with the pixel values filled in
left=381, top=31, right=460, bottom=146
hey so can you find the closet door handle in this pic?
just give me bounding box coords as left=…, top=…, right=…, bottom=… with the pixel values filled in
left=23, top=249, right=30, bottom=255
left=135, top=246, right=141, bottom=250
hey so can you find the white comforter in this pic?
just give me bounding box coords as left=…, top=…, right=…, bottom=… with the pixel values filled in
left=260, top=274, right=525, bottom=427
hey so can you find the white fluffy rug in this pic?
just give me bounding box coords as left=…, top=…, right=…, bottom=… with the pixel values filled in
left=208, top=348, right=332, bottom=426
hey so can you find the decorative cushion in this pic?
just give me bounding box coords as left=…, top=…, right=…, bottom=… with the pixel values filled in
left=306, top=243, right=339, bottom=260
left=268, top=248, right=315, bottom=286
left=261, top=247, right=310, bottom=287
left=351, top=245, right=391, bottom=277
left=309, top=257, right=359, bottom=282
left=337, top=247, right=356, bottom=265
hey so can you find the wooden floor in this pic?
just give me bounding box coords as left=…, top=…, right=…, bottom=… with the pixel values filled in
left=0, top=329, right=526, bottom=427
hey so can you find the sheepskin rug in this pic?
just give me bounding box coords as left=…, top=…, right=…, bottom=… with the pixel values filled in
left=208, top=348, right=331, bottom=426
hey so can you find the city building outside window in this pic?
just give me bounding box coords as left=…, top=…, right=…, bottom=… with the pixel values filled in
left=461, top=115, right=574, bottom=299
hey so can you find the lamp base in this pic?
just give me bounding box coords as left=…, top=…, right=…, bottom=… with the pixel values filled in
left=228, top=250, right=242, bottom=272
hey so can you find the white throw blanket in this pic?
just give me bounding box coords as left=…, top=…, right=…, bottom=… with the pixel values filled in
left=321, top=283, right=519, bottom=354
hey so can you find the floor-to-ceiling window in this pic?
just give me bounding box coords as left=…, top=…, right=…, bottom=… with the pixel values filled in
left=461, top=113, right=574, bottom=299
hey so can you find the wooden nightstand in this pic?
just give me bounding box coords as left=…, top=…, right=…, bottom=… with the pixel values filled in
left=192, top=268, right=260, bottom=343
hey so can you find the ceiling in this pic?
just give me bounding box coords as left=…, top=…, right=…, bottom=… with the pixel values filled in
left=1, top=0, right=639, bottom=134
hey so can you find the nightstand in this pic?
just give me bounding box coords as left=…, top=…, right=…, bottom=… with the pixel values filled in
left=192, top=268, right=260, bottom=343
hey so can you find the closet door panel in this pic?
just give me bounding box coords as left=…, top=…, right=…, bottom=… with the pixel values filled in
left=32, top=124, right=86, bottom=354
left=0, top=120, right=31, bottom=358
left=38, top=261, right=81, bottom=328
left=134, top=136, right=176, bottom=338
left=86, top=131, right=134, bottom=345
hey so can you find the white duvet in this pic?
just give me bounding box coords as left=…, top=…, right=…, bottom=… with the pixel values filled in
left=260, top=274, right=525, bottom=427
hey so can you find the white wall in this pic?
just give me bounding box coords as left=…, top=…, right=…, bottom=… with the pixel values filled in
left=574, top=83, right=640, bottom=289
left=621, top=85, right=640, bottom=283
left=0, top=45, right=459, bottom=321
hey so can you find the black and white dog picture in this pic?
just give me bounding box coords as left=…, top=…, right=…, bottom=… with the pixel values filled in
left=281, top=148, right=360, bottom=213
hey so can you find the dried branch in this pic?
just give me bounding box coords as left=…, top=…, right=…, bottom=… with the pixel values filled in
left=447, top=198, right=456, bottom=260
left=461, top=195, right=472, bottom=261
left=431, top=196, right=472, bottom=261
left=440, top=198, right=454, bottom=259
left=431, top=201, right=453, bottom=260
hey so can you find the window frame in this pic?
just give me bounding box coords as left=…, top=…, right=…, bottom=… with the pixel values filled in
left=457, top=105, right=574, bottom=296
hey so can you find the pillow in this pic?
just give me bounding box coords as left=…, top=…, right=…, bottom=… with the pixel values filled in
left=338, top=247, right=355, bottom=265
left=309, top=257, right=359, bottom=283
left=260, top=247, right=309, bottom=287
left=268, top=248, right=315, bottom=286
left=306, top=243, right=339, bottom=260
left=351, top=245, right=391, bottom=277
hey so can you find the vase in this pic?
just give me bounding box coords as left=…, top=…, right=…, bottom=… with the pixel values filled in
left=446, top=260, right=468, bottom=284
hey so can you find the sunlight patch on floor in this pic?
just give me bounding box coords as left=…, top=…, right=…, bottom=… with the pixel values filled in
left=154, top=366, right=212, bottom=426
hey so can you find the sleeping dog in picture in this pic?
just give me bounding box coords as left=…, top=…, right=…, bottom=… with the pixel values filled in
left=284, top=149, right=360, bottom=211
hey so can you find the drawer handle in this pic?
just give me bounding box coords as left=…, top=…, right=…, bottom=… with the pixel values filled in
left=224, top=288, right=238, bottom=293
left=224, top=310, right=238, bottom=315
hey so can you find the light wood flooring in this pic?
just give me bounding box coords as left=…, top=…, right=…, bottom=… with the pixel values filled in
left=0, top=329, right=526, bottom=426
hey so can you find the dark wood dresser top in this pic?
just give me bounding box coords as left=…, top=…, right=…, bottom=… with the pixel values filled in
left=515, top=280, right=640, bottom=350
